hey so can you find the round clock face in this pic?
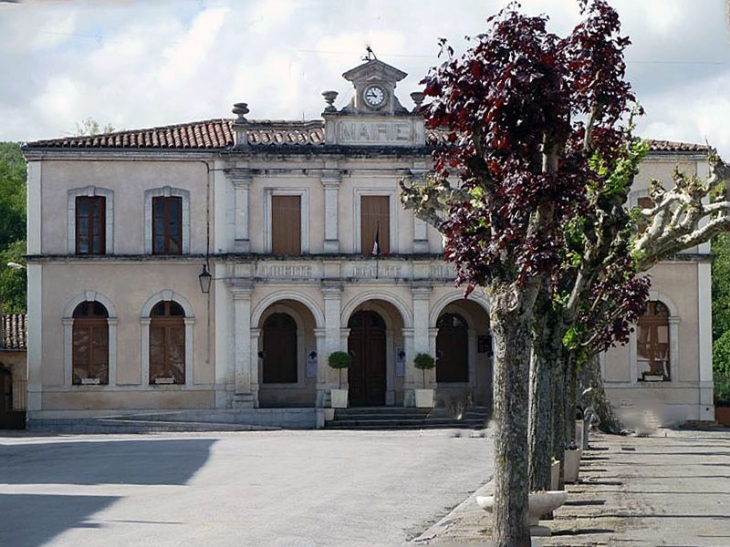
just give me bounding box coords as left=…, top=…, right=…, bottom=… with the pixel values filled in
left=364, top=85, right=386, bottom=108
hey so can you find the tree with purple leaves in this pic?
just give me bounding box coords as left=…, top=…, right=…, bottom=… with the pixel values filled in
left=401, top=1, right=730, bottom=545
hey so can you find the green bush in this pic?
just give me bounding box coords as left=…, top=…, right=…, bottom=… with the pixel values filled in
left=715, top=374, right=730, bottom=406
left=327, top=351, right=352, bottom=389
left=713, top=331, right=730, bottom=378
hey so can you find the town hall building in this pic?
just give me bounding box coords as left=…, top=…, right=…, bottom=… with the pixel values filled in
left=21, top=58, right=715, bottom=429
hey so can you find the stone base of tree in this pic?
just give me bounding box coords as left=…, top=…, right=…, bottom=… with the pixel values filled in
left=477, top=490, right=568, bottom=537
left=323, top=408, right=335, bottom=421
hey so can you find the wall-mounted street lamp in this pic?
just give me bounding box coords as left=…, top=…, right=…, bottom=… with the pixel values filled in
left=198, top=264, right=212, bottom=294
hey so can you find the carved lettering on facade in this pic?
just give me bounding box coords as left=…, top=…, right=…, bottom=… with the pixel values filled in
left=429, top=265, right=456, bottom=279
left=337, top=121, right=413, bottom=145
left=352, top=264, right=402, bottom=278
left=258, top=265, right=312, bottom=278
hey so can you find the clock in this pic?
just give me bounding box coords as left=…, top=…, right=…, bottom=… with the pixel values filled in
left=363, top=84, right=386, bottom=108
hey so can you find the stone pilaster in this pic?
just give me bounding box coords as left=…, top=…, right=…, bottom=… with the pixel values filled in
left=230, top=282, right=255, bottom=407
left=231, top=169, right=253, bottom=253
left=321, top=169, right=342, bottom=253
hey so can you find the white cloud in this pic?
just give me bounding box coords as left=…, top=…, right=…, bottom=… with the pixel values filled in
left=159, top=6, right=230, bottom=85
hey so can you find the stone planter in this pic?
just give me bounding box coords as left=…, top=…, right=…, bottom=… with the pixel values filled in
left=323, top=408, right=335, bottom=422
left=642, top=373, right=664, bottom=382
left=330, top=389, right=348, bottom=409
left=477, top=490, right=568, bottom=537
left=564, top=448, right=582, bottom=483
left=550, top=460, right=561, bottom=491
left=414, top=389, right=434, bottom=408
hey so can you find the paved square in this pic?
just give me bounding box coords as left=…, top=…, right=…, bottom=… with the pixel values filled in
left=0, top=429, right=493, bottom=547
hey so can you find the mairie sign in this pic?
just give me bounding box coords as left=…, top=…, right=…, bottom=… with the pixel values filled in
left=333, top=119, right=424, bottom=146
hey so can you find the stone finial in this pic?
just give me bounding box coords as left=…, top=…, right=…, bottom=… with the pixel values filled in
left=410, top=91, right=425, bottom=112
left=322, top=91, right=339, bottom=113
left=232, top=103, right=250, bottom=123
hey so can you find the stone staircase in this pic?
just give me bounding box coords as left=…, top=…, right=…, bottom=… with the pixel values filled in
left=324, top=406, right=489, bottom=430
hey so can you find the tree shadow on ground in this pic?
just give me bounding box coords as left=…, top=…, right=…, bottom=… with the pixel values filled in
left=0, top=438, right=216, bottom=485
left=0, top=493, right=118, bottom=547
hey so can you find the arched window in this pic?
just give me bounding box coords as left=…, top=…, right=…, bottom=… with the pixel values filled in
left=637, top=300, right=670, bottom=381
left=436, top=313, right=469, bottom=383
left=72, top=301, right=109, bottom=385
left=262, top=313, right=297, bottom=383
left=149, top=301, right=186, bottom=384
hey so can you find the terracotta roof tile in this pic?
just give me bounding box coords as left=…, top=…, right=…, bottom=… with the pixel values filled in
left=1, top=313, right=27, bottom=351
left=23, top=118, right=709, bottom=154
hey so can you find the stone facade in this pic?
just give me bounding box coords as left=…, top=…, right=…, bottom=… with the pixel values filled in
left=21, top=58, right=714, bottom=427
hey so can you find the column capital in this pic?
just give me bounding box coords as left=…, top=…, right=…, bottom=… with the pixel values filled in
left=229, top=168, right=253, bottom=186
left=411, top=285, right=432, bottom=300
left=322, top=283, right=343, bottom=297
left=229, top=281, right=254, bottom=298
left=314, top=328, right=326, bottom=338
left=321, top=169, right=343, bottom=186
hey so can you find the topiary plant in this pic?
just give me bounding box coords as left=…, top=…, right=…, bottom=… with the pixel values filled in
left=413, top=352, right=436, bottom=388
left=328, top=351, right=352, bottom=389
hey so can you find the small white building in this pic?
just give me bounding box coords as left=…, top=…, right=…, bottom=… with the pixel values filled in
left=21, top=58, right=714, bottom=428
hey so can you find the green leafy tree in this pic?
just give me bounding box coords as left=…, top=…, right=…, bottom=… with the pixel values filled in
left=0, top=142, right=26, bottom=313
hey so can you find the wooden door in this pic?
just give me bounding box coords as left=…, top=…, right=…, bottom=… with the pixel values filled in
left=436, top=314, right=469, bottom=383
left=263, top=313, right=298, bottom=383
left=348, top=311, right=386, bottom=406
left=0, top=367, right=11, bottom=412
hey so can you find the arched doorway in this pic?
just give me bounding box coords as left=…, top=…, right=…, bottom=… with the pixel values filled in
left=262, top=313, right=298, bottom=384
left=436, top=313, right=469, bottom=383
left=348, top=310, right=387, bottom=406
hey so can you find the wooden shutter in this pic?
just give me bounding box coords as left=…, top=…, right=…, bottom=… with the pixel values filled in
left=361, top=196, right=390, bottom=254
left=153, top=197, right=182, bottom=254
left=76, top=196, right=105, bottom=255
left=149, top=301, right=186, bottom=384
left=271, top=195, right=301, bottom=255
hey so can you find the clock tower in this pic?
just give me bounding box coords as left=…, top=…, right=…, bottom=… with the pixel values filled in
left=322, top=56, right=425, bottom=147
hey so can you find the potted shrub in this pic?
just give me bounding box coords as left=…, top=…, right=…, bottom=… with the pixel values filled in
left=413, top=352, right=436, bottom=408
left=328, top=351, right=352, bottom=409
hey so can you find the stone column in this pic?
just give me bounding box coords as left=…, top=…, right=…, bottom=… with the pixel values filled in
left=697, top=260, right=714, bottom=421
left=231, top=169, right=253, bottom=253
left=322, top=284, right=343, bottom=393
left=321, top=169, right=342, bottom=253
left=231, top=282, right=255, bottom=407
left=314, top=328, right=327, bottom=407
left=402, top=327, right=415, bottom=406
left=249, top=328, right=261, bottom=408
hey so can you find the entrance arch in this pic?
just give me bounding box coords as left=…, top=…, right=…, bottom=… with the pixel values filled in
left=348, top=310, right=387, bottom=406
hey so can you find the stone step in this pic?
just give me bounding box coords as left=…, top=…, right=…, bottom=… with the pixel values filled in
left=325, top=406, right=489, bottom=430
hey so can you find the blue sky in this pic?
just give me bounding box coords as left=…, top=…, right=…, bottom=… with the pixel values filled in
left=2, top=0, right=730, bottom=157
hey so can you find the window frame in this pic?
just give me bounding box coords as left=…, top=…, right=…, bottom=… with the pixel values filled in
left=629, top=293, right=680, bottom=383
left=63, top=291, right=118, bottom=388
left=140, top=290, right=194, bottom=387
left=263, top=188, right=309, bottom=254
left=67, top=186, right=114, bottom=255
left=152, top=196, right=183, bottom=255
left=145, top=187, right=190, bottom=255
left=354, top=189, right=397, bottom=254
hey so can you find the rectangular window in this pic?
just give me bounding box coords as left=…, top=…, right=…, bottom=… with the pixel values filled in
left=76, top=196, right=106, bottom=255
left=361, top=196, right=390, bottom=255
left=153, top=196, right=183, bottom=255
left=271, top=195, right=301, bottom=255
